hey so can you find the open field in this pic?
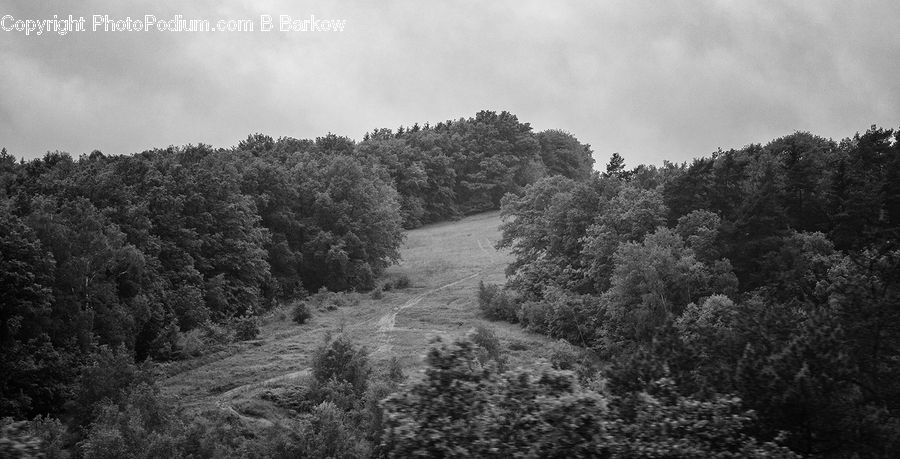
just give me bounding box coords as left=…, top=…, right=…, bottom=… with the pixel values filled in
left=159, top=211, right=556, bottom=424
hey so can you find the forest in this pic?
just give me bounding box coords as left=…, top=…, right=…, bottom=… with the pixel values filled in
left=1, top=111, right=898, bottom=457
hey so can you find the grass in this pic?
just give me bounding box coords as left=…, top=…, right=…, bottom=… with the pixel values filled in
left=158, top=211, right=556, bottom=425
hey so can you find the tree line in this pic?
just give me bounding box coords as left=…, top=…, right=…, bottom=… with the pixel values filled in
left=484, top=126, right=900, bottom=456
left=0, top=110, right=593, bottom=424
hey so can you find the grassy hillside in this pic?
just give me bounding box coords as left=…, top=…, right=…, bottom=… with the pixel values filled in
left=159, top=211, right=555, bottom=425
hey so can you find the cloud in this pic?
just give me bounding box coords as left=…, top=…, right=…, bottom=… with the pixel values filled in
left=1, top=0, right=898, bottom=167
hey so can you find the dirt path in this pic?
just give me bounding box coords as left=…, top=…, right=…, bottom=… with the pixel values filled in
left=374, top=271, right=481, bottom=355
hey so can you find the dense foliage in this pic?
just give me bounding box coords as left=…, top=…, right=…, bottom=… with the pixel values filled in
left=4, top=116, right=896, bottom=457
left=0, top=110, right=592, bottom=454
left=357, top=111, right=594, bottom=227
left=491, top=126, right=900, bottom=457
left=379, top=338, right=796, bottom=458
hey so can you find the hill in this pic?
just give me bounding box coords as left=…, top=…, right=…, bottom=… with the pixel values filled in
left=159, top=211, right=555, bottom=424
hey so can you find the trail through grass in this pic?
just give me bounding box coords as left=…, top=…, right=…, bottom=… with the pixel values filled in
left=159, top=211, right=556, bottom=424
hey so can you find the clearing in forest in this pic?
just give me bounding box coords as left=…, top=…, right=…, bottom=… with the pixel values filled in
left=160, top=211, right=556, bottom=423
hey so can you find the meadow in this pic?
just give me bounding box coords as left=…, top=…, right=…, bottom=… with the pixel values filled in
left=159, top=211, right=555, bottom=427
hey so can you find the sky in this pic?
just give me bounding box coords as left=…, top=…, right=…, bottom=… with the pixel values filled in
left=1, top=0, right=898, bottom=167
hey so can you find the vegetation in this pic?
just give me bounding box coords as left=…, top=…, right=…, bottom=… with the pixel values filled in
left=2, top=115, right=898, bottom=457
left=379, top=338, right=797, bottom=458
left=492, top=126, right=900, bottom=456
left=1, top=109, right=584, bottom=423
left=357, top=111, right=594, bottom=227
left=290, top=300, right=312, bottom=324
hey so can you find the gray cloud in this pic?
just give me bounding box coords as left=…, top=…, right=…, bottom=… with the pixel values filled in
left=1, top=0, right=898, bottom=167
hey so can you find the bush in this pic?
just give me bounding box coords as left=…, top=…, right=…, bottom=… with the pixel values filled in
left=307, top=378, right=361, bottom=413
left=199, top=320, right=233, bottom=345
left=79, top=383, right=182, bottom=459
left=393, top=275, right=411, bottom=289
left=230, top=315, right=260, bottom=341
left=262, top=381, right=313, bottom=413
left=0, top=416, right=66, bottom=459
left=379, top=338, right=610, bottom=457
left=605, top=378, right=799, bottom=458
left=273, top=306, right=289, bottom=322
left=470, top=326, right=505, bottom=368
left=370, top=287, right=384, bottom=300
left=0, top=419, right=44, bottom=458
left=309, top=288, right=361, bottom=311
left=291, top=301, right=312, bottom=324
left=379, top=338, right=798, bottom=458
left=385, top=356, right=406, bottom=383
left=364, top=380, right=397, bottom=442
left=148, top=321, right=181, bottom=361
left=176, top=329, right=207, bottom=358
left=547, top=339, right=599, bottom=381
left=311, top=335, right=371, bottom=395
left=477, top=281, right=520, bottom=322
left=548, top=339, right=581, bottom=371
left=516, top=290, right=602, bottom=347
left=69, top=344, right=153, bottom=427
left=79, top=384, right=312, bottom=459
left=517, top=301, right=551, bottom=333
left=296, top=401, right=369, bottom=459
left=25, top=416, right=66, bottom=459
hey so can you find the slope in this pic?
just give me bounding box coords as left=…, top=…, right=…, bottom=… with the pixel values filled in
left=159, top=211, right=556, bottom=423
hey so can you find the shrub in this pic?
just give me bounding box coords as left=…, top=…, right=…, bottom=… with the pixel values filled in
left=25, top=415, right=66, bottom=459
left=333, top=292, right=361, bottom=308
left=296, top=401, right=369, bottom=459
left=69, top=345, right=153, bottom=427
left=0, top=419, right=44, bottom=458
left=477, top=281, right=520, bottom=322
left=379, top=338, right=798, bottom=458
left=393, top=275, right=411, bottom=290
left=273, top=306, right=289, bottom=322
left=311, top=335, right=371, bottom=395
left=548, top=339, right=581, bottom=371
left=79, top=383, right=182, bottom=459
left=516, top=290, right=603, bottom=347
left=385, top=356, right=406, bottom=383
left=470, top=326, right=505, bottom=368
left=309, top=288, right=361, bottom=311
left=230, top=315, right=260, bottom=341
left=517, top=301, right=551, bottom=333
left=291, top=301, right=312, bottom=324
left=262, top=382, right=313, bottom=413
left=379, top=338, right=610, bottom=457
left=370, top=287, right=384, bottom=300
left=547, top=339, right=600, bottom=381
left=381, top=281, right=393, bottom=292
left=148, top=321, right=181, bottom=361
left=364, top=380, right=397, bottom=442
left=0, top=416, right=66, bottom=459
left=307, top=378, right=360, bottom=413
left=543, top=290, right=602, bottom=347
left=176, top=329, right=207, bottom=358
left=199, top=320, right=233, bottom=345
left=605, top=378, right=799, bottom=458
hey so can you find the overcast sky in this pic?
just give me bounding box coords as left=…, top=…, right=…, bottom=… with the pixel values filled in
left=2, top=0, right=898, bottom=167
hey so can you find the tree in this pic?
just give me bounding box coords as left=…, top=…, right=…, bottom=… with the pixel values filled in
left=580, top=186, right=668, bottom=293
left=604, top=152, right=628, bottom=179
left=536, top=130, right=595, bottom=181
left=601, top=227, right=737, bottom=350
